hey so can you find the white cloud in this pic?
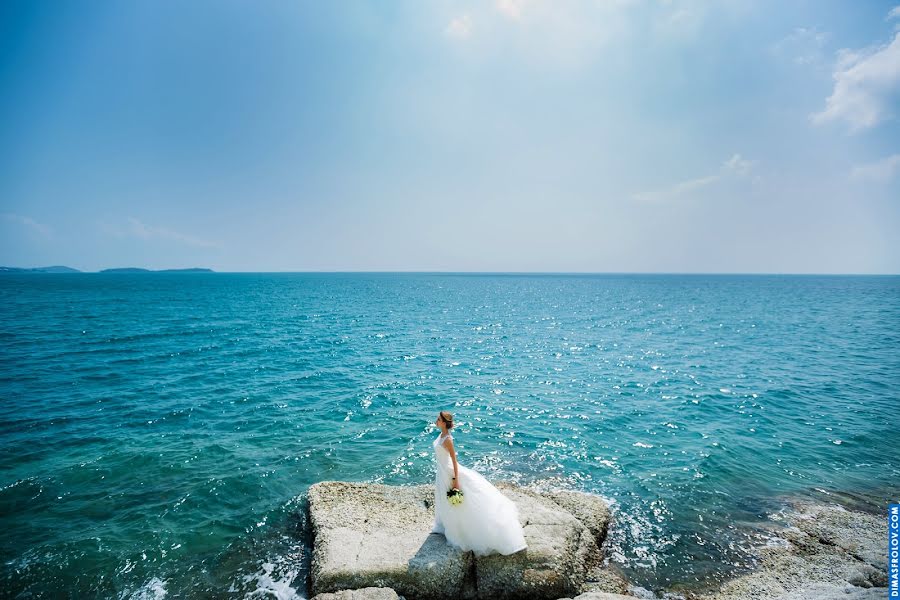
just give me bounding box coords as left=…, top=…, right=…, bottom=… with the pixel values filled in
left=850, top=153, right=900, bottom=182
left=771, top=26, right=830, bottom=67
left=1, top=212, right=52, bottom=237
left=484, top=1, right=637, bottom=69
left=440, top=0, right=645, bottom=69
left=811, top=31, right=900, bottom=132
left=723, top=153, right=754, bottom=176
left=443, top=1, right=747, bottom=69
left=649, top=0, right=753, bottom=42
left=493, top=0, right=638, bottom=22
left=633, top=174, right=719, bottom=203
left=445, top=14, right=473, bottom=39
left=633, top=153, right=756, bottom=203
left=652, top=4, right=705, bottom=40
left=105, top=217, right=220, bottom=248
left=495, top=0, right=523, bottom=20
left=888, top=6, right=900, bottom=21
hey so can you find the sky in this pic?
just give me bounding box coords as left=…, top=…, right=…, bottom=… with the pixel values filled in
left=1, top=0, right=899, bottom=274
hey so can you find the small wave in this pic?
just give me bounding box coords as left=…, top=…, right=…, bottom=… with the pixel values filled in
left=242, top=562, right=301, bottom=599
left=121, top=577, right=167, bottom=600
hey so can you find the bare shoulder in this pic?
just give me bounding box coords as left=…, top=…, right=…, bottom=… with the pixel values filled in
left=441, top=434, right=455, bottom=446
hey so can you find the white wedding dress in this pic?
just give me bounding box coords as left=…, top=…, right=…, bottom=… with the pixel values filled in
left=431, top=431, right=528, bottom=556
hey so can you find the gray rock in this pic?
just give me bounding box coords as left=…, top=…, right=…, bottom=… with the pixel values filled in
left=765, top=582, right=888, bottom=600
left=311, top=587, right=403, bottom=600
left=308, top=480, right=616, bottom=600
left=693, top=500, right=888, bottom=600
left=562, top=592, right=642, bottom=600
left=476, top=484, right=602, bottom=599
left=306, top=482, right=889, bottom=600
left=579, top=563, right=631, bottom=595
left=786, top=501, right=885, bottom=573
left=308, top=482, right=476, bottom=600
left=626, top=586, right=659, bottom=599
left=543, top=488, right=613, bottom=549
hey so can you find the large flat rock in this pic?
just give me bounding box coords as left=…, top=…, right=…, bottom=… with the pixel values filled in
left=474, top=483, right=601, bottom=599
left=785, top=501, right=885, bottom=573
left=558, top=593, right=642, bottom=600
left=543, top=488, right=613, bottom=550
left=311, top=588, right=404, bottom=600
left=308, top=482, right=476, bottom=600
left=694, top=500, right=888, bottom=600
left=307, top=480, right=616, bottom=600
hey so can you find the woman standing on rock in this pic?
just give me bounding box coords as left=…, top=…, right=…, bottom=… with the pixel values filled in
left=431, top=410, right=528, bottom=556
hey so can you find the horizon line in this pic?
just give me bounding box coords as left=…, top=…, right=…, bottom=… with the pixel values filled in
left=168, top=269, right=900, bottom=276
left=3, top=267, right=899, bottom=277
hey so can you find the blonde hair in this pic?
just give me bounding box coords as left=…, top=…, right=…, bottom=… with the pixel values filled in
left=438, top=410, right=454, bottom=430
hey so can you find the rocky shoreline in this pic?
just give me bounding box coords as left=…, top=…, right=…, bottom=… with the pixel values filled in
left=303, top=480, right=888, bottom=600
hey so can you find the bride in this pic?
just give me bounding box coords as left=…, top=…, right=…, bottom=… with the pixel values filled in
left=430, top=410, right=528, bottom=556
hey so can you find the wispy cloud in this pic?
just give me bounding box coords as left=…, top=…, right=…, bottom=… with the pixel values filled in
left=771, top=26, right=830, bottom=68
left=811, top=10, right=900, bottom=133
left=476, top=1, right=635, bottom=69
left=445, top=14, right=473, bottom=39
left=104, top=217, right=220, bottom=249
left=850, top=153, right=900, bottom=182
left=495, top=0, right=524, bottom=21
left=722, top=153, right=754, bottom=177
left=650, top=2, right=710, bottom=41
left=633, top=154, right=756, bottom=203
left=443, top=1, right=744, bottom=70
left=1, top=212, right=52, bottom=237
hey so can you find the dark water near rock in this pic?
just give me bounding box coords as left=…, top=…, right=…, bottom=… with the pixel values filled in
left=1, top=272, right=898, bottom=598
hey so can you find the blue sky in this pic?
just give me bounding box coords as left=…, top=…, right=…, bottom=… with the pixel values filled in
left=1, top=0, right=898, bottom=273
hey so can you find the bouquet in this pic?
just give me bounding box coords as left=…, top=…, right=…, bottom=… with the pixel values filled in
left=447, top=486, right=464, bottom=506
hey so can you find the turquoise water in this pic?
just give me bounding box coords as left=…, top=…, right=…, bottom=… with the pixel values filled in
left=1, top=273, right=898, bottom=598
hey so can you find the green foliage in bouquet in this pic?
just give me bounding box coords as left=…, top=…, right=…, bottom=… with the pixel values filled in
left=447, top=486, right=464, bottom=506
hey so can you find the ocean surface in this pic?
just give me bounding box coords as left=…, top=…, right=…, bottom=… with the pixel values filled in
left=1, top=272, right=898, bottom=599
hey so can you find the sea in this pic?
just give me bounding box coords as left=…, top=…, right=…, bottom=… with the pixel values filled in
left=1, top=272, right=898, bottom=599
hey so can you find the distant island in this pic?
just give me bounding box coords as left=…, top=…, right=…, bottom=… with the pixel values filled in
left=0, top=265, right=82, bottom=273
left=0, top=266, right=213, bottom=273
left=99, top=268, right=214, bottom=273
